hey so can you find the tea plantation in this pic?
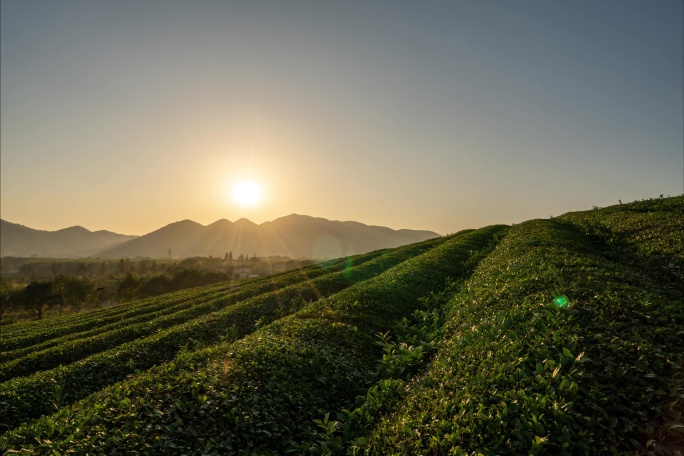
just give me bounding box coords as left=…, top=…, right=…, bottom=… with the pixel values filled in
left=1, top=197, right=682, bottom=455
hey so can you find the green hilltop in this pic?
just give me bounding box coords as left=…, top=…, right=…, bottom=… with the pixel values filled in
left=1, top=196, right=682, bottom=454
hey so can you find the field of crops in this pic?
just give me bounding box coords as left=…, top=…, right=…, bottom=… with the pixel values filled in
left=1, top=197, right=682, bottom=454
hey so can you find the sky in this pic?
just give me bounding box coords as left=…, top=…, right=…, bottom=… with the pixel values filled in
left=1, top=0, right=682, bottom=236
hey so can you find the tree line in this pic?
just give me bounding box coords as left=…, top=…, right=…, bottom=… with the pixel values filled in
left=0, top=268, right=231, bottom=322
left=0, top=255, right=315, bottom=323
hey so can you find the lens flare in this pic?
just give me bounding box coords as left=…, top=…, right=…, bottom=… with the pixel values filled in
left=553, top=295, right=569, bottom=308
left=343, top=257, right=354, bottom=280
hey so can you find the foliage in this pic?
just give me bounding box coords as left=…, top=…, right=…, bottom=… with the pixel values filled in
left=52, top=275, right=96, bottom=314
left=365, top=197, right=684, bottom=455
left=0, top=226, right=502, bottom=453
left=20, top=281, right=58, bottom=319
left=0, top=279, right=22, bottom=322
left=0, top=235, right=446, bottom=432
left=0, top=197, right=682, bottom=455
left=0, top=256, right=319, bottom=321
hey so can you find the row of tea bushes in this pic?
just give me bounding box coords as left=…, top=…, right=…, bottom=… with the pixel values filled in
left=0, top=234, right=449, bottom=432
left=1, top=284, right=225, bottom=351
left=0, top=285, right=231, bottom=364
left=0, top=248, right=390, bottom=349
left=0, top=250, right=382, bottom=350
left=0, top=248, right=396, bottom=367
left=0, top=225, right=506, bottom=454
left=365, top=202, right=683, bottom=454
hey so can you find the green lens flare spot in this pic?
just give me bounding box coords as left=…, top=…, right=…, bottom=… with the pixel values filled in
left=343, top=257, right=354, bottom=280
left=554, top=295, right=569, bottom=308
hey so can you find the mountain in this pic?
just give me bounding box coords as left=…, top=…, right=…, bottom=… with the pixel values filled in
left=0, top=220, right=137, bottom=258
left=97, top=214, right=440, bottom=259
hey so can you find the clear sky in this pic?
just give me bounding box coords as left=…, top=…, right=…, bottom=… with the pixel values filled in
left=1, top=0, right=682, bottom=235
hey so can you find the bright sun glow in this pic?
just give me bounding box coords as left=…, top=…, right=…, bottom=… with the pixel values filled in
left=232, top=180, right=262, bottom=206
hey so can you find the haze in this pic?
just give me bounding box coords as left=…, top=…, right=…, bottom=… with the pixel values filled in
left=1, top=0, right=682, bottom=236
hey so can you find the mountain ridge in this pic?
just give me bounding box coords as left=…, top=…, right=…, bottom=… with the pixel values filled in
left=0, top=220, right=137, bottom=258
left=1, top=215, right=440, bottom=259
left=98, top=214, right=440, bottom=259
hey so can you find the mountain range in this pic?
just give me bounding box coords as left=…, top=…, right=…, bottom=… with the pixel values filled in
left=0, top=216, right=439, bottom=259
left=0, top=220, right=137, bottom=258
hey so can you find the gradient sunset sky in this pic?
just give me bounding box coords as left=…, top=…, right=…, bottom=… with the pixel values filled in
left=2, top=0, right=682, bottom=236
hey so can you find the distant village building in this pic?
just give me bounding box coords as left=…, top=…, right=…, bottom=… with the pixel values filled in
left=237, top=266, right=250, bottom=278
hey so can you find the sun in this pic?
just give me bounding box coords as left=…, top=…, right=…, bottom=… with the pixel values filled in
left=232, top=180, right=262, bottom=206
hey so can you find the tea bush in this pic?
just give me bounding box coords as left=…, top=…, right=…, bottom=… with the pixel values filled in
left=366, top=199, right=684, bottom=454
left=0, top=234, right=448, bottom=432
left=0, top=226, right=505, bottom=453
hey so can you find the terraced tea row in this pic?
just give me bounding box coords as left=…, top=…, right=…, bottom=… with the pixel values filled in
left=1, top=291, right=252, bottom=381
left=0, top=248, right=389, bottom=354
left=0, top=234, right=448, bottom=432
left=0, top=285, right=224, bottom=350
left=0, top=225, right=505, bottom=453
left=0, top=262, right=318, bottom=345
left=0, top=251, right=395, bottom=378
left=0, top=286, right=237, bottom=365
left=364, top=200, right=684, bottom=453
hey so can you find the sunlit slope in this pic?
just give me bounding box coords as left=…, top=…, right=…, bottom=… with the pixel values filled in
left=365, top=196, right=684, bottom=454
left=0, top=234, right=448, bottom=432
left=0, top=225, right=506, bottom=453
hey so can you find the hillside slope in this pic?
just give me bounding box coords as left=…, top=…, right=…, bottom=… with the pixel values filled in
left=367, top=197, right=683, bottom=454
left=1, top=196, right=682, bottom=455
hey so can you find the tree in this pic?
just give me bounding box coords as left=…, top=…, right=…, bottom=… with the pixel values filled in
left=238, top=254, right=245, bottom=262
left=117, top=273, right=140, bottom=300
left=98, top=261, right=109, bottom=277
left=22, top=280, right=57, bottom=319
left=52, top=275, right=71, bottom=315
left=138, top=274, right=171, bottom=297
left=54, top=275, right=95, bottom=314
left=116, top=258, right=126, bottom=275
left=0, top=279, right=21, bottom=322
left=70, top=278, right=95, bottom=313
left=225, top=251, right=233, bottom=262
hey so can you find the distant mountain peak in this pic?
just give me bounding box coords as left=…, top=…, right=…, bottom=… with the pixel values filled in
left=56, top=226, right=91, bottom=234
left=96, top=215, right=440, bottom=259
left=0, top=220, right=136, bottom=258
left=172, top=219, right=200, bottom=225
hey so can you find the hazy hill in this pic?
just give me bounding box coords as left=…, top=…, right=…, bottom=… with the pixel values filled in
left=0, top=220, right=137, bottom=258
left=97, top=214, right=440, bottom=259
